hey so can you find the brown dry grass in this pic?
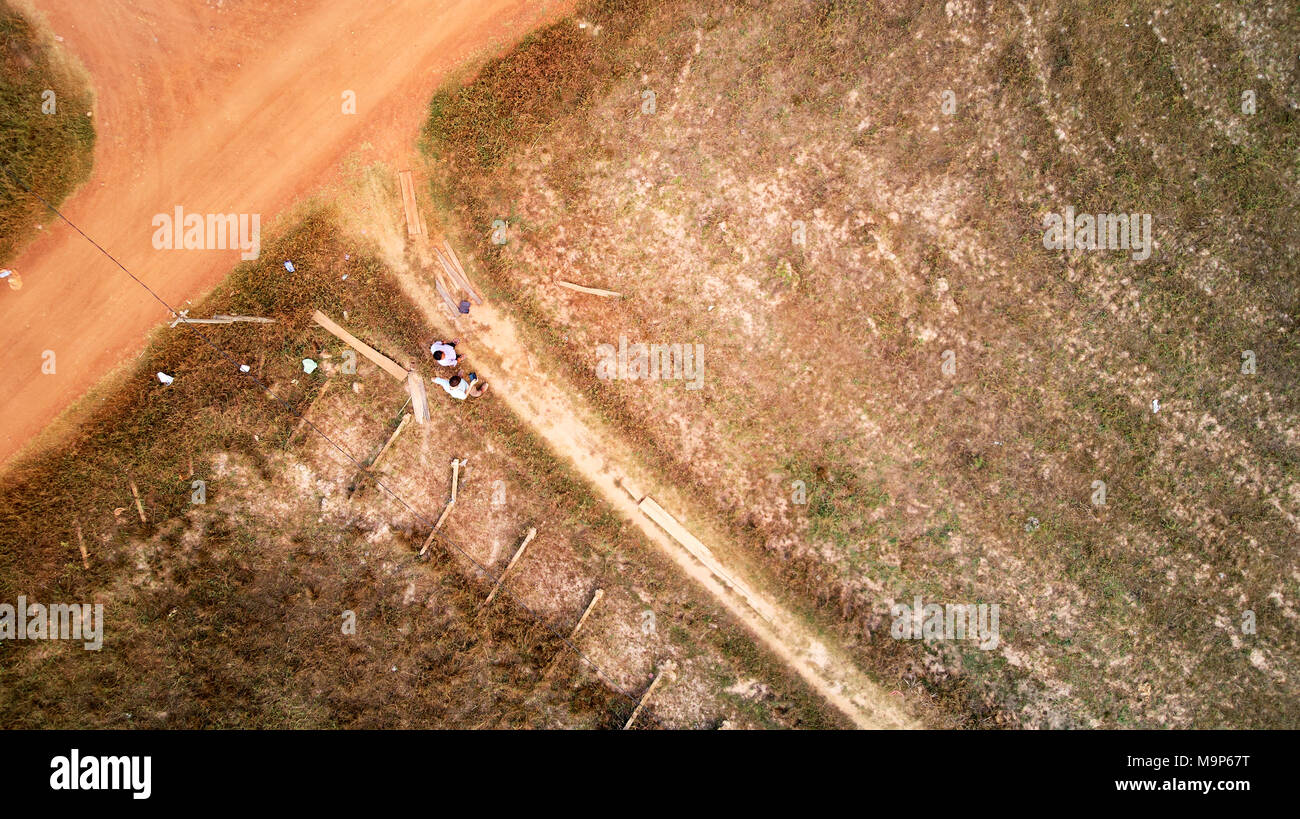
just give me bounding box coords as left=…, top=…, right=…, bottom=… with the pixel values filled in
left=0, top=0, right=95, bottom=265
left=0, top=202, right=843, bottom=729
left=420, top=0, right=1299, bottom=727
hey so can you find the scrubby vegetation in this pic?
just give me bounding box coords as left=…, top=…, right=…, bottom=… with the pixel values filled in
left=0, top=0, right=95, bottom=264
left=0, top=203, right=842, bottom=728
left=421, top=0, right=1299, bottom=727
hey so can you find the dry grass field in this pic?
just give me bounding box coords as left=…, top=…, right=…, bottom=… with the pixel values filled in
left=0, top=204, right=843, bottom=728
left=420, top=0, right=1299, bottom=727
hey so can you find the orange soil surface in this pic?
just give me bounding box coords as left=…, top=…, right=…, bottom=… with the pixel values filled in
left=0, top=0, right=570, bottom=468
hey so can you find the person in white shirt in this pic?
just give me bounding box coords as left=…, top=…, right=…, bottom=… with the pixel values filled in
left=433, top=374, right=470, bottom=400
left=429, top=340, right=458, bottom=366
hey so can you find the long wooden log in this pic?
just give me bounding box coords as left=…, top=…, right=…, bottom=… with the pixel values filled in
left=311, top=310, right=408, bottom=382
left=482, top=527, right=536, bottom=608
left=556, top=280, right=622, bottom=298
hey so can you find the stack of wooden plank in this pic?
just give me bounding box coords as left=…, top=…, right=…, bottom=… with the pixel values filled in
left=398, top=169, right=483, bottom=316
left=432, top=237, right=482, bottom=314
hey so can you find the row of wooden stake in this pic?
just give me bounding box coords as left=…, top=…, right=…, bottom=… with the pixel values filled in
left=414, top=456, right=673, bottom=729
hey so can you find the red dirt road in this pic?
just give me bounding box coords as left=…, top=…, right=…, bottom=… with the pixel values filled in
left=0, top=0, right=570, bottom=469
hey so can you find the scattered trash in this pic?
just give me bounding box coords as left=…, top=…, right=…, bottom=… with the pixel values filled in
left=157, top=372, right=175, bottom=385
left=458, top=300, right=471, bottom=314
left=1, top=269, right=21, bottom=290
left=1024, top=517, right=1040, bottom=533
left=341, top=274, right=348, bottom=281
left=239, top=364, right=251, bottom=373
left=1151, top=398, right=1160, bottom=413
left=302, top=358, right=318, bottom=374
left=284, top=261, right=295, bottom=272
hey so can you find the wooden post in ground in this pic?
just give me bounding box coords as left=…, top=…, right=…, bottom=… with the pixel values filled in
left=369, top=412, right=412, bottom=472
left=624, top=663, right=676, bottom=730
left=285, top=377, right=335, bottom=447
left=450, top=458, right=467, bottom=502
left=75, top=522, right=89, bottom=569
left=418, top=528, right=439, bottom=558
left=421, top=459, right=468, bottom=556
left=129, top=482, right=147, bottom=524
left=543, top=588, right=605, bottom=678
left=569, top=588, right=604, bottom=641
left=170, top=314, right=275, bottom=328
left=482, top=527, right=536, bottom=608
left=431, top=501, right=455, bottom=532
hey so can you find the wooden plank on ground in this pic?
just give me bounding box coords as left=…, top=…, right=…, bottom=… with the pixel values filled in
left=399, top=170, right=421, bottom=237
left=311, top=310, right=409, bottom=382
left=556, top=280, right=622, bottom=298
left=436, top=244, right=483, bottom=305
left=441, top=241, right=483, bottom=304
left=637, top=495, right=771, bottom=622
left=619, top=477, right=645, bottom=504
left=405, top=374, right=430, bottom=424
left=432, top=273, right=461, bottom=314
left=432, top=246, right=461, bottom=287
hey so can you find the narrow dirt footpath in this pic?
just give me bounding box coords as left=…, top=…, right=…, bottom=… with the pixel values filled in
left=393, top=260, right=918, bottom=729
